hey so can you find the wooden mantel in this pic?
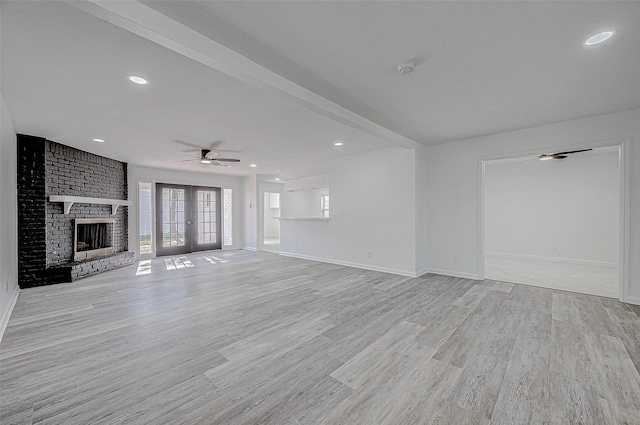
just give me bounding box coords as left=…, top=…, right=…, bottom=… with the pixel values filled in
left=49, top=195, right=132, bottom=215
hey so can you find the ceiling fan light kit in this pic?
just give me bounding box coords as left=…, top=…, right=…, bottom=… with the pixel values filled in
left=397, top=60, right=415, bottom=75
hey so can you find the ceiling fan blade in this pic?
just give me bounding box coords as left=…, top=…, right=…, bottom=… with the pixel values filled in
left=208, top=140, right=243, bottom=153
left=173, top=151, right=201, bottom=158
left=553, top=155, right=568, bottom=159
left=174, top=140, right=205, bottom=149
left=215, top=158, right=241, bottom=162
left=553, top=149, right=592, bottom=156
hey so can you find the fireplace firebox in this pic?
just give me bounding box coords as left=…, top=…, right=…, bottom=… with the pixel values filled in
left=74, top=218, right=116, bottom=261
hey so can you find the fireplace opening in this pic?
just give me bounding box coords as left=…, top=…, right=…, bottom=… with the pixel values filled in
left=74, top=218, right=116, bottom=261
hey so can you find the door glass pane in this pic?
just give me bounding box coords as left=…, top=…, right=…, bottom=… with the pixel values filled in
left=196, top=190, right=217, bottom=244
left=162, top=188, right=186, bottom=247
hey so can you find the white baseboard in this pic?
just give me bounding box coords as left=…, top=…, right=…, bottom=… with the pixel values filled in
left=242, top=246, right=258, bottom=252
left=626, top=296, right=640, bottom=306
left=426, top=268, right=480, bottom=281
left=415, top=266, right=431, bottom=277
left=0, top=286, right=20, bottom=343
left=279, top=251, right=417, bottom=277
left=486, top=252, right=618, bottom=268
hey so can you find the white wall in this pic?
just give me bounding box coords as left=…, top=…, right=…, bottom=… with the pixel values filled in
left=127, top=165, right=245, bottom=257
left=243, top=175, right=257, bottom=250
left=279, top=146, right=417, bottom=276
left=0, top=91, right=19, bottom=338
left=485, top=150, right=620, bottom=263
left=424, top=108, right=640, bottom=300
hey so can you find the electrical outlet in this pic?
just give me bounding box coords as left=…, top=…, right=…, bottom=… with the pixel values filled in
left=367, top=251, right=372, bottom=258
left=294, top=242, right=298, bottom=248
left=452, top=256, right=457, bottom=264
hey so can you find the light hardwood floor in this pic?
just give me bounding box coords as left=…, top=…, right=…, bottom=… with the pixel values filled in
left=1, top=250, right=639, bottom=425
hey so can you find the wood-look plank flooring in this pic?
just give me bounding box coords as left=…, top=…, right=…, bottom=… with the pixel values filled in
left=1, top=250, right=639, bottom=425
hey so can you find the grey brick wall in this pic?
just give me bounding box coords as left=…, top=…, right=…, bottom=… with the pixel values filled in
left=45, top=141, right=128, bottom=267
left=17, top=135, right=132, bottom=288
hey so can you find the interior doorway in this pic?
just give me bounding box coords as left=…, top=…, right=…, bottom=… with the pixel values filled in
left=155, top=183, right=221, bottom=256
left=482, top=146, right=621, bottom=298
left=263, top=192, right=280, bottom=253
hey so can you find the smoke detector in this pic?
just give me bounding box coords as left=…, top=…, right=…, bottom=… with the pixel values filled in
left=397, top=61, right=415, bottom=75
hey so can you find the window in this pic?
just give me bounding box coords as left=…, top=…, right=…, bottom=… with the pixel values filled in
left=321, top=194, right=330, bottom=218
left=138, top=182, right=153, bottom=254
left=223, top=188, right=233, bottom=246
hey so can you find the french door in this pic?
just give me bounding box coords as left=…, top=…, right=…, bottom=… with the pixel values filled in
left=155, top=184, right=222, bottom=256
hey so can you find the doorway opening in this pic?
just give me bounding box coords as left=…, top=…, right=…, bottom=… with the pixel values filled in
left=482, top=145, right=622, bottom=298
left=263, top=192, right=280, bottom=253
left=155, top=183, right=221, bottom=256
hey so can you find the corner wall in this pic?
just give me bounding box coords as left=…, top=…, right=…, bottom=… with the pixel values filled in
left=0, top=92, right=19, bottom=339
left=485, top=150, right=620, bottom=263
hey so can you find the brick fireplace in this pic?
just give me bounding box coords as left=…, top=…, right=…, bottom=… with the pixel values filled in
left=17, top=134, right=134, bottom=288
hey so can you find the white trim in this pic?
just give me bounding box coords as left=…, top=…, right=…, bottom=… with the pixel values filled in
left=49, top=195, right=131, bottom=215
left=0, top=286, right=20, bottom=342
left=477, top=158, right=486, bottom=280
left=275, top=217, right=331, bottom=221
left=426, top=268, right=480, bottom=280
left=626, top=297, right=640, bottom=306
left=415, top=266, right=431, bottom=277
left=619, top=139, right=631, bottom=303
left=242, top=246, right=258, bottom=252
left=279, top=251, right=417, bottom=277
left=478, top=137, right=631, bottom=302
left=486, top=252, right=618, bottom=268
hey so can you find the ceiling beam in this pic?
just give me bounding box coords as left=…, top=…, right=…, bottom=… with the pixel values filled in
left=68, top=0, right=420, bottom=149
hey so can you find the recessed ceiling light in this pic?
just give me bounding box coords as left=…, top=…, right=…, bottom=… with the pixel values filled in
left=201, top=159, right=212, bottom=164
left=128, top=75, right=149, bottom=85
left=275, top=178, right=280, bottom=181
left=92, top=138, right=105, bottom=143
left=334, top=142, right=344, bottom=146
left=250, top=164, right=257, bottom=167
left=539, top=154, right=554, bottom=161
left=585, top=31, right=614, bottom=46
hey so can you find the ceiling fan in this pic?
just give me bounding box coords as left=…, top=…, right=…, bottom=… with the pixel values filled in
left=537, top=148, right=592, bottom=160
left=174, top=140, right=241, bottom=167
left=516, top=148, right=593, bottom=163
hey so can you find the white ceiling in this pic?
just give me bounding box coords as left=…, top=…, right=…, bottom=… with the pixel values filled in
left=0, top=1, right=394, bottom=176
left=2, top=1, right=639, bottom=176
